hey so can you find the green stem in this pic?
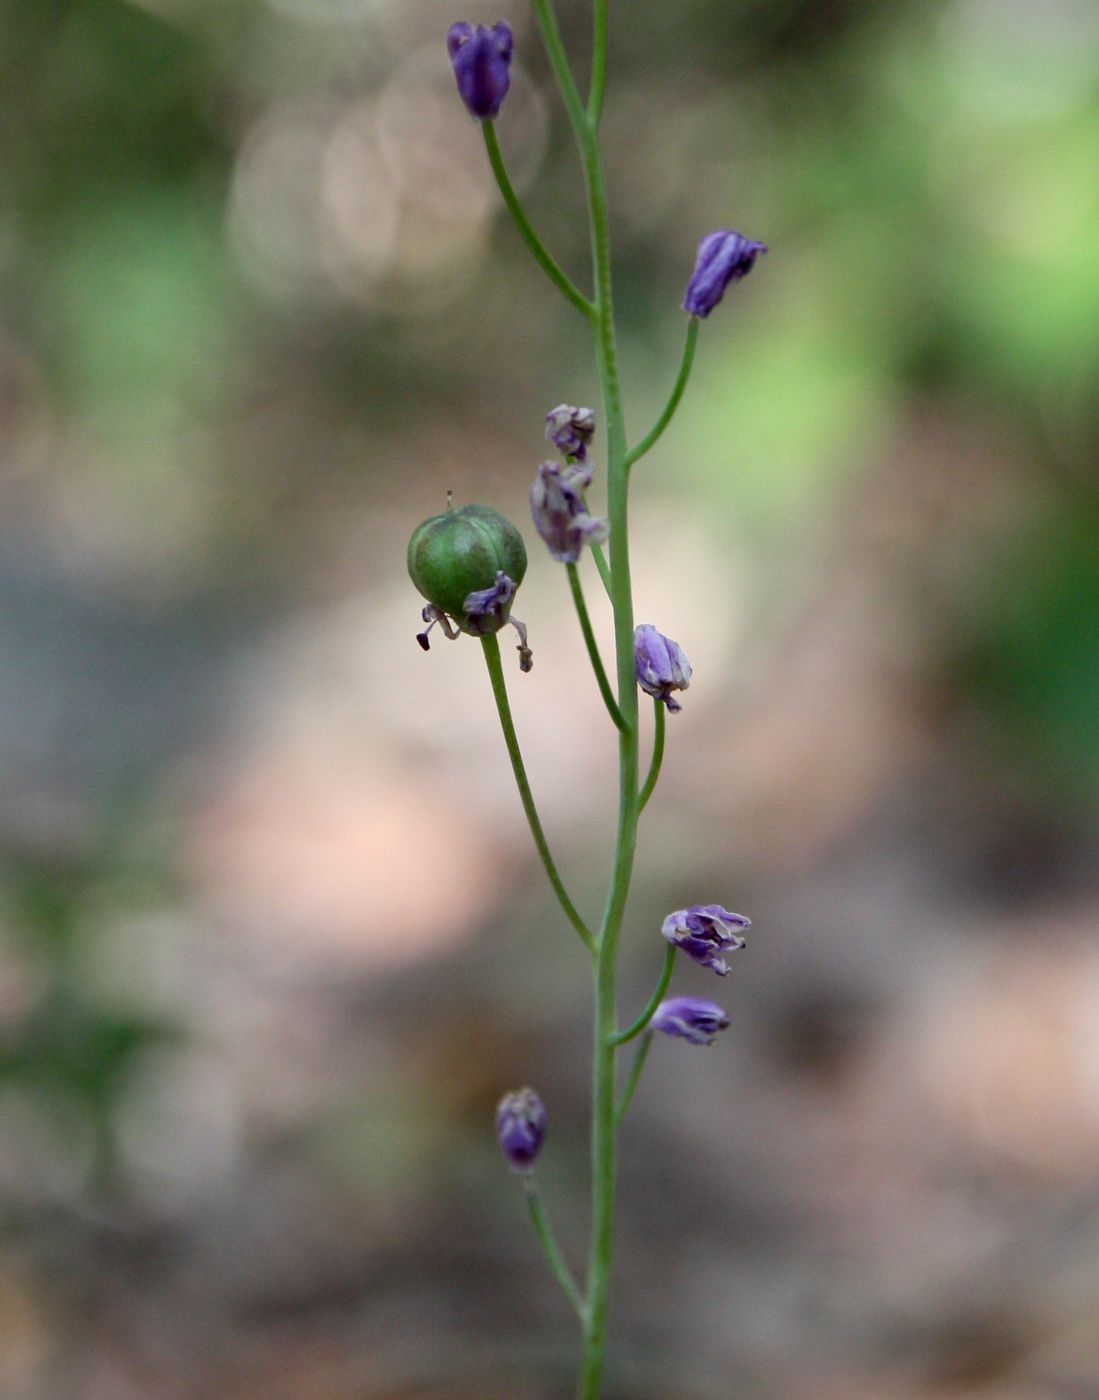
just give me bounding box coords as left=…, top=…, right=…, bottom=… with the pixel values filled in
left=483, top=122, right=595, bottom=321
left=622, top=318, right=699, bottom=471
left=531, top=0, right=590, bottom=145
left=588, top=0, right=608, bottom=127
left=530, top=5, right=637, bottom=1392
left=609, top=944, right=675, bottom=1047
left=578, top=503, right=612, bottom=600
left=589, top=540, right=612, bottom=597
left=481, top=633, right=594, bottom=954
left=638, top=699, right=665, bottom=811
left=576, top=60, right=635, bottom=1400
left=613, top=1032, right=652, bottom=1127
left=525, top=1180, right=588, bottom=1322
left=567, top=563, right=625, bottom=731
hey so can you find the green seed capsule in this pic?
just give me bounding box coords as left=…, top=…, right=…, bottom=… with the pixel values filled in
left=408, top=504, right=527, bottom=634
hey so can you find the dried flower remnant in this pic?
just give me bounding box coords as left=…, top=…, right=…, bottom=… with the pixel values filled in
left=652, top=997, right=730, bottom=1046
left=634, top=624, right=692, bottom=712
left=683, top=229, right=767, bottom=318
left=662, top=904, right=749, bottom=976
left=530, top=459, right=609, bottom=564
left=417, top=604, right=460, bottom=651
left=463, top=570, right=517, bottom=634
left=546, top=404, right=596, bottom=460
left=447, top=21, right=514, bottom=121
left=496, top=1087, right=547, bottom=1173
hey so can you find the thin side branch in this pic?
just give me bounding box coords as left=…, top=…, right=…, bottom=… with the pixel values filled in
left=567, top=563, right=626, bottom=731
left=623, top=318, right=700, bottom=471
left=483, top=123, right=595, bottom=321
left=481, top=634, right=595, bottom=953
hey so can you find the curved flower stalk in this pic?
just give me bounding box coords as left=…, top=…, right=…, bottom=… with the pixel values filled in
left=409, top=7, right=767, bottom=1396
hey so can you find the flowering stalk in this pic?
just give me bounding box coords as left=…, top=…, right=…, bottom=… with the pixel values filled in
left=481, top=121, right=595, bottom=321
left=566, top=562, right=625, bottom=731
left=480, top=633, right=594, bottom=954
left=416, top=4, right=766, bottom=1393
left=525, top=1181, right=587, bottom=1323
left=610, top=943, right=676, bottom=1046
left=529, top=0, right=641, bottom=1383
left=622, top=318, right=699, bottom=471
left=613, top=1031, right=652, bottom=1127
left=638, top=698, right=665, bottom=811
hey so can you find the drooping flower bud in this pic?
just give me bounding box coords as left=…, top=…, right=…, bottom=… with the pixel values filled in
left=530, top=460, right=609, bottom=564
left=545, top=404, right=596, bottom=461
left=409, top=503, right=532, bottom=667
left=447, top=20, right=513, bottom=121
left=662, top=904, right=749, bottom=976
left=634, top=624, right=692, bottom=712
left=683, top=229, right=767, bottom=318
left=652, top=997, right=730, bottom=1046
left=495, top=1087, right=546, bottom=1174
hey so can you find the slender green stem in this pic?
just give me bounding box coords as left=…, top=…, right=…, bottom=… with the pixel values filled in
left=531, top=0, right=590, bottom=146
left=530, top=5, right=637, bottom=1393
left=575, top=52, right=637, bottom=1400
left=588, top=0, right=608, bottom=127
left=480, top=634, right=594, bottom=954
left=609, top=945, right=675, bottom=1047
left=622, top=318, right=699, bottom=471
left=483, top=123, right=595, bottom=321
left=613, top=1032, right=652, bottom=1127
left=638, top=698, right=665, bottom=811
left=567, top=563, right=625, bottom=731
left=525, top=1180, right=588, bottom=1322
left=588, top=540, right=612, bottom=597
left=578, top=500, right=612, bottom=599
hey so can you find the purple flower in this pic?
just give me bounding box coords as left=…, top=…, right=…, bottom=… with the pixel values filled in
left=530, top=460, right=609, bottom=564
left=463, top=570, right=517, bottom=635
left=496, top=1087, right=546, bottom=1174
left=447, top=20, right=513, bottom=121
left=662, top=904, right=749, bottom=975
left=634, top=624, right=692, bottom=713
left=683, top=229, right=767, bottom=318
left=652, top=997, right=730, bottom=1046
left=545, top=404, right=596, bottom=461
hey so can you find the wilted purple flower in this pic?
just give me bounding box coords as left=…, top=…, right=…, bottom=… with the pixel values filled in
left=530, top=460, right=609, bottom=564
left=447, top=21, right=513, bottom=120
left=634, top=624, right=692, bottom=712
left=496, top=1087, right=546, bottom=1173
left=545, top=404, right=596, bottom=461
left=652, top=997, right=730, bottom=1046
left=463, top=570, right=517, bottom=634
left=662, top=904, right=750, bottom=976
left=683, top=229, right=767, bottom=318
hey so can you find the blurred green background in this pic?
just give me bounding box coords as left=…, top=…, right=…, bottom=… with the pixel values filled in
left=2, top=0, right=1099, bottom=1396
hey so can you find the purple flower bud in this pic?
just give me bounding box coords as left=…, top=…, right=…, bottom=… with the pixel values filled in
left=545, top=404, right=596, bottom=461
left=447, top=20, right=513, bottom=121
left=634, top=624, right=692, bottom=713
left=530, top=460, right=609, bottom=564
left=662, top=904, right=750, bottom=976
left=652, top=997, right=730, bottom=1046
left=495, top=1087, right=546, bottom=1174
left=683, top=229, right=767, bottom=318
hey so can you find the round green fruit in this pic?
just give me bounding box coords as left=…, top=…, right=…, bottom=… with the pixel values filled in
left=407, top=504, right=527, bottom=633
